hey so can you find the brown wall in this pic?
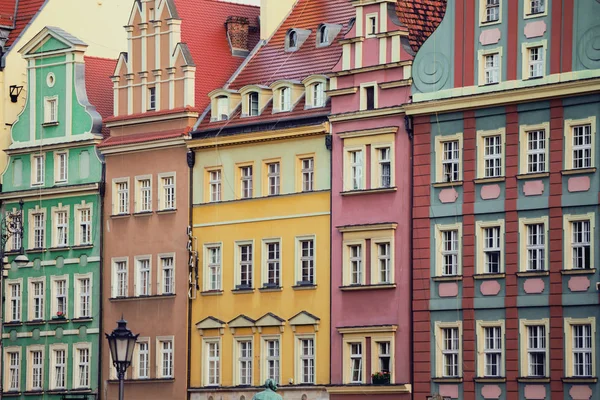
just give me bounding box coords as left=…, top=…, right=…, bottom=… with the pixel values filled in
left=102, top=144, right=190, bottom=400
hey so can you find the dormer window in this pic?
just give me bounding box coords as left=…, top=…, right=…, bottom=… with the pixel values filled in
left=318, top=25, right=329, bottom=45
left=313, top=83, right=325, bottom=107
left=216, top=96, right=229, bottom=121
left=280, top=88, right=291, bottom=112
left=248, top=92, right=259, bottom=116
left=288, top=30, right=298, bottom=50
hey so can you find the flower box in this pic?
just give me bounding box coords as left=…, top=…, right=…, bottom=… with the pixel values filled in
left=371, top=371, right=391, bottom=385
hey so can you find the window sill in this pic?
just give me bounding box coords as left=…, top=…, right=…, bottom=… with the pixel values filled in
left=108, top=378, right=175, bottom=384
left=432, top=275, right=463, bottom=282
left=431, top=377, right=463, bottom=383
left=473, top=177, right=506, bottom=184
left=24, top=391, right=45, bottom=396
left=71, top=317, right=93, bottom=322
left=562, top=377, right=598, bottom=383
left=525, top=75, right=545, bottom=81
left=25, top=319, right=46, bottom=326
left=109, top=294, right=176, bottom=301
left=561, top=268, right=596, bottom=275
left=4, top=321, right=23, bottom=327
left=133, top=211, right=153, bottom=217
left=516, top=270, right=550, bottom=277
left=516, top=172, right=550, bottom=180
left=27, top=248, right=45, bottom=254
left=157, top=208, right=177, bottom=214
left=292, top=283, right=317, bottom=291
left=201, top=290, right=224, bottom=296
left=71, top=244, right=94, bottom=250
left=232, top=288, right=254, bottom=294
left=339, top=283, right=396, bottom=291
left=2, top=392, right=21, bottom=397
left=41, top=121, right=59, bottom=127
left=561, top=168, right=596, bottom=176
left=48, top=318, right=69, bottom=324
left=432, top=181, right=463, bottom=188
left=111, top=213, right=131, bottom=219
left=259, top=286, right=283, bottom=292
left=473, top=273, right=505, bottom=280
left=48, top=246, right=70, bottom=252
left=341, top=187, right=397, bottom=196
left=474, top=377, right=506, bottom=383
left=517, top=377, right=550, bottom=383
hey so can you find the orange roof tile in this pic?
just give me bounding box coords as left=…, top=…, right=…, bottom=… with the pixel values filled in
left=395, top=0, right=447, bottom=53
left=0, top=0, right=16, bottom=28
left=98, top=128, right=187, bottom=148
left=85, top=56, right=117, bottom=137
left=5, top=0, right=46, bottom=48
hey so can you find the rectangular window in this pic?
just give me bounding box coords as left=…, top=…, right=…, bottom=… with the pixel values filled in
left=56, top=152, right=67, bottom=182
left=349, top=244, right=362, bottom=285
left=302, top=158, right=314, bottom=192
left=528, top=46, right=544, bottom=78
left=79, top=208, right=92, bottom=245
left=77, top=348, right=90, bottom=387
left=238, top=340, right=253, bottom=385
left=56, top=210, right=68, bottom=247
left=313, top=83, right=325, bottom=107
left=442, top=229, right=459, bottom=276
left=350, top=150, right=363, bottom=190
left=526, top=223, right=545, bottom=271
left=116, top=181, right=129, bottom=214
left=249, top=92, right=259, bottom=116
left=116, top=261, right=128, bottom=297
left=527, top=129, right=546, bottom=173
left=527, top=325, right=546, bottom=377
left=148, top=87, right=156, bottom=110
left=483, top=135, right=502, bottom=177
left=265, top=339, right=280, bottom=383
left=207, top=341, right=220, bottom=386
left=161, top=256, right=174, bottom=294
left=378, top=147, right=391, bottom=188
left=300, top=338, right=315, bottom=384
left=45, top=97, right=58, bottom=123
left=31, top=350, right=43, bottom=390
left=299, top=239, right=315, bottom=284
left=78, top=278, right=91, bottom=318
left=8, top=352, right=20, bottom=391
left=160, top=340, right=174, bottom=378
left=484, top=326, right=502, bottom=377
left=442, top=141, right=460, bottom=182
left=32, top=281, right=44, bottom=320
left=137, top=258, right=151, bottom=296
left=216, top=96, right=228, bottom=120
left=484, top=53, right=500, bottom=84
left=267, top=162, right=281, bottom=196
left=238, top=244, right=253, bottom=289
left=11, top=214, right=21, bottom=251
left=378, top=341, right=391, bottom=373
left=55, top=279, right=67, bottom=317
left=572, top=220, right=591, bottom=269
left=442, top=328, right=459, bottom=377
left=33, top=155, right=44, bottom=185
left=572, top=125, right=592, bottom=169
left=33, top=213, right=45, bottom=249
left=240, top=166, right=253, bottom=199
left=368, top=15, right=377, bottom=36
left=483, top=226, right=501, bottom=273
left=350, top=343, right=363, bottom=383
left=572, top=324, right=593, bottom=377
left=265, top=241, right=280, bottom=287
left=161, top=175, right=175, bottom=209
left=207, top=246, right=222, bottom=291
left=485, top=0, right=500, bottom=22
left=54, top=349, right=66, bottom=388
left=529, top=0, right=545, bottom=14
left=280, top=88, right=291, bottom=111
left=139, top=179, right=152, bottom=212
left=377, top=242, right=391, bottom=283
left=9, top=283, right=21, bottom=321
left=138, top=342, right=149, bottom=379
left=209, top=170, right=222, bottom=202
left=365, top=86, right=375, bottom=110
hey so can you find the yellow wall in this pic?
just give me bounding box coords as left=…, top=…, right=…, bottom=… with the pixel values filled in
left=189, top=190, right=331, bottom=388
left=1, top=0, right=129, bottom=178
left=260, top=0, right=296, bottom=40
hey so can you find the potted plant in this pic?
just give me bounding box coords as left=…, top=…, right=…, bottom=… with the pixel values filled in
left=55, top=311, right=65, bottom=319
left=372, top=371, right=391, bottom=384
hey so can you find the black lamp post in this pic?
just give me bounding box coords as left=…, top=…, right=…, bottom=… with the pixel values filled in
left=106, top=318, right=138, bottom=400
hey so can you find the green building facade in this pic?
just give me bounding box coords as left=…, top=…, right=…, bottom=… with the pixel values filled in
left=1, top=27, right=103, bottom=399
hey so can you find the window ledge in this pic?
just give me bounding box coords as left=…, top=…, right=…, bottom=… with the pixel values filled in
left=27, top=248, right=45, bottom=254
left=339, top=283, right=396, bottom=291
left=23, top=391, right=45, bottom=396
left=4, top=321, right=23, bottom=327
left=201, top=290, right=224, bottom=296
left=133, top=211, right=153, bottom=217
left=474, top=377, right=506, bottom=383
left=516, top=271, right=550, bottom=277
left=432, top=181, right=463, bottom=188
left=341, top=187, right=397, bottom=196
left=562, top=377, right=598, bottom=383
left=517, top=377, right=550, bottom=383
left=71, top=244, right=94, bottom=250
left=48, top=318, right=69, bottom=324
left=111, top=213, right=131, bottom=219
left=24, top=320, right=46, bottom=326
left=292, top=283, right=317, bottom=291
left=41, top=121, right=59, bottom=127
left=71, top=317, right=93, bottom=322
left=431, top=377, right=463, bottom=383
left=157, top=208, right=177, bottom=214
left=108, top=378, right=175, bottom=384
left=2, top=392, right=21, bottom=397
left=109, top=294, right=176, bottom=301
left=561, top=168, right=596, bottom=176
left=561, top=268, right=596, bottom=275
left=48, top=246, right=71, bottom=252
left=473, top=273, right=506, bottom=280
left=432, top=275, right=463, bottom=282
left=232, top=288, right=255, bottom=294
left=516, top=172, right=550, bottom=180
left=525, top=75, right=545, bottom=81
left=259, top=286, right=283, bottom=292
left=474, top=177, right=506, bottom=184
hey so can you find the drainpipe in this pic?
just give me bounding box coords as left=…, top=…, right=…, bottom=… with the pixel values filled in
left=98, top=161, right=106, bottom=400
left=405, top=114, right=414, bottom=399
left=186, top=148, right=195, bottom=400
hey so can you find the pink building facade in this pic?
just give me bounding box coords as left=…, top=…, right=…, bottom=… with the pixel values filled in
left=328, top=2, right=414, bottom=398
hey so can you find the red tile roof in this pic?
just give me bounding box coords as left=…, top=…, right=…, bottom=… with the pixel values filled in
left=229, top=0, right=355, bottom=89
left=174, top=0, right=260, bottom=113
left=5, top=0, right=46, bottom=48
left=103, top=107, right=196, bottom=124
left=0, top=0, right=16, bottom=28
left=395, top=0, right=447, bottom=53
left=85, top=56, right=117, bottom=137
left=98, top=128, right=187, bottom=148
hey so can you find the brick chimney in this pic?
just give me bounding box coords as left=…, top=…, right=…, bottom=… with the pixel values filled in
left=226, top=16, right=250, bottom=56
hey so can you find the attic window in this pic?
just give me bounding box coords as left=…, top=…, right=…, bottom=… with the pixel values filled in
left=313, top=83, right=325, bottom=107
left=318, top=25, right=329, bottom=45
left=216, top=96, right=229, bottom=121
left=248, top=92, right=259, bottom=116
left=280, top=87, right=291, bottom=111
left=288, top=30, right=298, bottom=50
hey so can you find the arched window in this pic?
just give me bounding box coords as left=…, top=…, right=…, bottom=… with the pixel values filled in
left=288, top=30, right=298, bottom=49
left=318, top=25, right=329, bottom=45
left=248, top=92, right=259, bottom=116
left=312, top=83, right=325, bottom=107
left=216, top=96, right=229, bottom=121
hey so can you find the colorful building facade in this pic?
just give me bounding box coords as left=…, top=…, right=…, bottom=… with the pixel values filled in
left=408, top=1, right=600, bottom=399
left=327, top=1, right=416, bottom=398
left=1, top=27, right=110, bottom=399
left=187, top=1, right=354, bottom=399
left=99, top=0, right=260, bottom=399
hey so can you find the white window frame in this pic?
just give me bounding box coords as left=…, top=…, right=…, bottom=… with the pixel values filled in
left=158, top=253, right=175, bottom=295
left=312, top=82, right=325, bottom=107
left=234, top=337, right=254, bottom=386
left=296, top=235, right=316, bottom=285
left=360, top=82, right=378, bottom=111
left=262, top=239, right=282, bottom=288
left=208, top=168, right=222, bottom=203
left=49, top=343, right=68, bottom=390
left=28, top=277, right=45, bottom=321
left=248, top=92, right=259, bottom=116
left=343, top=240, right=365, bottom=286
left=434, top=321, right=463, bottom=378
left=74, top=202, right=93, bottom=246
left=477, top=128, right=505, bottom=179
left=301, top=157, right=314, bottom=192
left=371, top=144, right=395, bottom=188
left=261, top=335, right=281, bottom=384
left=521, top=40, right=547, bottom=80
left=158, top=172, right=176, bottom=210
left=267, top=162, right=281, bottom=196
left=295, top=334, right=316, bottom=384
left=435, top=134, right=463, bottom=183
left=29, top=208, right=46, bottom=249
left=563, top=213, right=595, bottom=271
left=113, top=178, right=130, bottom=215
left=203, top=337, right=221, bottom=386
left=135, top=175, right=152, bottom=213
left=519, top=319, right=549, bottom=378
left=240, top=165, right=253, bottom=199
left=564, top=117, right=596, bottom=171
left=112, top=257, right=129, bottom=298
left=480, top=0, right=502, bottom=25
left=372, top=238, right=395, bottom=284
left=54, top=151, right=68, bottom=183
left=344, top=146, right=365, bottom=191
left=476, top=219, right=505, bottom=274
left=366, top=13, right=378, bottom=37
left=280, top=87, right=291, bottom=112
left=73, top=343, right=91, bottom=388
left=518, top=217, right=548, bottom=272
left=4, top=346, right=22, bottom=392
left=216, top=96, right=229, bottom=121
left=156, top=337, right=174, bottom=378
left=135, top=255, right=152, bottom=297
left=478, top=47, right=503, bottom=86
left=519, top=123, right=549, bottom=175
left=347, top=341, right=365, bottom=383
left=564, top=317, right=596, bottom=378
left=484, top=53, right=500, bottom=84
left=524, top=0, right=547, bottom=18
left=52, top=205, right=70, bottom=248
left=204, top=244, right=222, bottom=291
left=234, top=241, right=254, bottom=289
left=44, top=95, right=58, bottom=123
left=134, top=338, right=150, bottom=379
left=51, top=275, right=69, bottom=319
left=476, top=320, right=505, bottom=378
left=27, top=345, right=44, bottom=391
left=32, top=153, right=45, bottom=186
left=435, top=223, right=463, bottom=277
left=5, top=278, right=22, bottom=323
left=148, top=86, right=156, bottom=111
left=74, top=273, right=92, bottom=319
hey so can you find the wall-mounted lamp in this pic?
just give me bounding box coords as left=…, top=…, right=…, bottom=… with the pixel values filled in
left=9, top=85, right=23, bottom=103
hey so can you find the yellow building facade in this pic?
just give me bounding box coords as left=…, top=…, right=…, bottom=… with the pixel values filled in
left=188, top=123, right=331, bottom=400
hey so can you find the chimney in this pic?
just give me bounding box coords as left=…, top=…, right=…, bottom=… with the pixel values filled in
left=226, top=16, right=250, bottom=57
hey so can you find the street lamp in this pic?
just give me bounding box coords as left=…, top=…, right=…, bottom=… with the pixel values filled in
left=106, top=318, right=138, bottom=400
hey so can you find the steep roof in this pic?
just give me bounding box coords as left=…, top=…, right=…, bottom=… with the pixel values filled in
left=0, top=0, right=17, bottom=28
left=395, top=0, right=447, bottom=53
left=174, top=0, right=260, bottom=112
left=85, top=56, right=117, bottom=137
left=4, top=0, right=46, bottom=48
left=228, top=0, right=355, bottom=89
